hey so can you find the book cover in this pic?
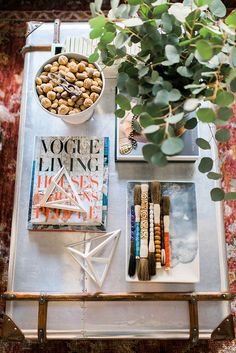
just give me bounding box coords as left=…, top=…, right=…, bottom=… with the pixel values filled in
left=28, top=136, right=109, bottom=231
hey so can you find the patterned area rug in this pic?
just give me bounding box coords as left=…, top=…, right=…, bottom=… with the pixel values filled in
left=0, top=14, right=235, bottom=353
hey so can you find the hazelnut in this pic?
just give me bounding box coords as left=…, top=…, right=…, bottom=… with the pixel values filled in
left=69, top=58, right=76, bottom=63
left=49, top=108, right=57, bottom=114
left=76, top=98, right=84, bottom=106
left=78, top=62, right=86, bottom=72
left=76, top=72, right=88, bottom=80
left=90, top=92, right=99, bottom=102
left=50, top=66, right=58, bottom=73
left=44, top=64, right=52, bottom=71
left=59, top=70, right=66, bottom=77
left=68, top=62, right=78, bottom=73
left=61, top=91, right=68, bottom=99
left=58, top=104, right=69, bottom=115
left=93, top=70, right=101, bottom=78
left=59, top=98, right=68, bottom=105
left=54, top=86, right=64, bottom=93
left=82, top=93, right=90, bottom=99
left=43, top=83, right=54, bottom=93
left=88, top=63, right=95, bottom=68
left=40, top=75, right=49, bottom=83
left=65, top=72, right=76, bottom=83
left=81, top=87, right=86, bottom=92
left=71, top=95, right=78, bottom=102
left=80, top=104, right=86, bottom=111
left=91, top=85, right=101, bottom=93
left=56, top=93, right=61, bottom=99
left=75, top=81, right=83, bottom=88
left=36, top=85, right=43, bottom=95
left=51, top=102, right=58, bottom=108
left=81, top=60, right=88, bottom=67
left=83, top=78, right=93, bottom=89
left=47, top=90, right=57, bottom=101
left=92, top=80, right=99, bottom=87
left=59, top=65, right=68, bottom=72
left=58, top=55, right=68, bottom=65
left=35, top=77, right=42, bottom=85
left=52, top=61, right=59, bottom=66
left=86, top=67, right=94, bottom=77
left=39, top=94, right=45, bottom=101
left=41, top=97, right=51, bottom=109
left=67, top=99, right=75, bottom=106
left=84, top=98, right=93, bottom=108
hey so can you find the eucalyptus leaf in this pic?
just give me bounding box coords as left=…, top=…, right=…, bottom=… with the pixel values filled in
left=151, top=151, right=168, bottom=166
left=133, top=119, right=142, bottom=133
left=177, top=66, right=193, bottom=78
left=122, top=18, right=143, bottom=27
left=154, top=89, right=169, bottom=106
left=207, top=172, right=222, bottom=180
left=185, top=117, right=198, bottom=129
left=215, top=91, right=234, bottom=107
left=139, top=112, right=155, bottom=128
left=217, top=107, right=233, bottom=121
left=230, top=78, right=236, bottom=92
left=128, top=0, right=142, bottom=4
left=162, top=13, right=173, bottom=33
left=184, top=98, right=200, bottom=112
left=89, top=15, right=106, bottom=29
left=209, top=0, right=226, bottom=18
left=126, top=78, right=139, bottom=97
left=229, top=47, right=236, bottom=68
left=225, top=11, right=236, bottom=29
left=197, top=108, right=216, bottom=123
left=196, top=40, right=213, bottom=61
left=165, top=45, right=180, bottom=64
left=101, top=31, right=116, bottom=44
left=153, top=4, right=169, bottom=18
left=142, top=144, right=159, bottom=162
left=144, top=125, right=160, bottom=134
left=90, top=27, right=104, bottom=39
left=211, top=187, right=225, bottom=201
left=114, top=32, right=129, bottom=49
left=94, top=0, right=103, bottom=12
left=138, top=66, right=149, bottom=78
left=132, top=105, right=143, bottom=115
left=224, top=192, right=236, bottom=200
left=115, top=94, right=131, bottom=110
left=198, top=157, right=213, bottom=173
left=88, top=51, right=99, bottom=63
left=168, top=3, right=191, bottom=23
left=215, top=128, right=231, bottom=142
left=115, top=109, right=126, bottom=118
left=165, top=113, right=184, bottom=124
left=161, top=137, right=184, bottom=155
left=169, top=89, right=181, bottom=102
left=196, top=138, right=211, bottom=150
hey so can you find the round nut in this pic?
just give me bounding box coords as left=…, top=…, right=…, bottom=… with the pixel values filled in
left=84, top=98, right=93, bottom=108
left=52, top=61, right=59, bottom=66
left=86, top=67, right=94, bottom=77
left=35, top=77, right=42, bottom=85
left=47, top=90, right=57, bottom=101
left=40, top=75, right=49, bottom=83
left=43, top=83, right=54, bottom=93
left=81, top=87, right=86, bottom=92
left=91, top=85, right=101, bottom=93
left=82, top=93, right=90, bottom=99
left=59, top=98, right=68, bottom=106
left=61, top=91, right=68, bottom=99
left=49, top=108, right=57, bottom=114
left=65, top=72, right=76, bottom=83
left=76, top=98, right=84, bottom=106
left=68, top=62, right=78, bottom=73
left=36, top=85, right=43, bottom=95
left=59, top=70, right=66, bottom=77
left=90, top=92, right=99, bottom=102
left=41, top=97, right=51, bottom=109
left=67, top=99, right=75, bottom=107
left=38, top=94, right=45, bottom=101
left=88, top=63, right=95, bottom=68
left=58, top=55, right=68, bottom=65
left=44, top=64, right=52, bottom=71
left=76, top=72, right=88, bottom=80
left=80, top=104, right=86, bottom=111
left=81, top=60, right=88, bottom=67
left=54, top=86, right=64, bottom=93
left=92, top=80, right=99, bottom=87
left=50, top=66, right=58, bottom=73
left=59, top=65, right=69, bottom=72
left=58, top=104, right=69, bottom=115
left=51, top=102, right=58, bottom=108
left=56, top=93, right=61, bottom=99
left=83, top=78, right=93, bottom=89
left=93, top=70, right=101, bottom=78
left=71, top=95, right=78, bottom=102
left=75, top=80, right=84, bottom=88
left=69, top=58, right=76, bottom=63
left=78, top=62, right=86, bottom=72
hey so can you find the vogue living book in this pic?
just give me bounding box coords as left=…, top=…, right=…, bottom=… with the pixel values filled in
left=28, top=136, right=109, bottom=231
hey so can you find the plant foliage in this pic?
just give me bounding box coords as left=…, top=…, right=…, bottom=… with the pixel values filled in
left=89, top=0, right=236, bottom=201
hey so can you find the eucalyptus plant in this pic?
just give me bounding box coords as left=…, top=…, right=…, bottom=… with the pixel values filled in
left=88, top=0, right=236, bottom=201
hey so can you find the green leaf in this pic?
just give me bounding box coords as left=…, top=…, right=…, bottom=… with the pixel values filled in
left=144, top=125, right=160, bottom=134
left=197, top=108, right=216, bottom=123
left=161, top=137, right=184, bottom=156
left=196, top=40, right=213, bottom=61
left=196, top=138, right=211, bottom=150
left=133, top=119, right=142, bottom=133
left=169, top=89, right=181, bottom=102
left=224, top=192, right=236, bottom=200
left=132, top=105, right=143, bottom=115
left=114, top=32, right=129, bottom=49
left=185, top=117, right=198, bottom=129
left=215, top=128, right=231, bottom=142
left=154, top=89, right=169, bottom=106
left=165, top=45, right=180, bottom=64
left=194, top=0, right=212, bottom=6
left=128, top=0, right=141, bottom=4
left=115, top=94, right=131, bottom=110
left=225, top=10, right=236, bottom=29
left=162, top=13, right=173, bottom=33
left=177, top=66, right=193, bottom=78
left=230, top=78, right=236, bottom=92
left=139, top=112, right=155, bottom=128
left=126, top=79, right=139, bottom=97
left=165, top=113, right=184, bottom=124
left=209, top=0, right=226, bottom=18
left=101, top=31, right=116, bottom=44
left=138, top=66, right=149, bottom=78
left=211, top=188, right=225, bottom=201
left=90, top=27, right=104, bottom=39
left=217, top=107, right=234, bottom=121
left=88, top=51, right=99, bottom=63
left=184, top=98, right=200, bottom=112
left=122, top=18, right=143, bottom=27
left=229, top=47, right=236, bottom=68
left=115, top=109, right=125, bottom=118
left=89, top=15, right=106, bottom=29
left=142, top=144, right=159, bottom=162
left=215, top=91, right=234, bottom=107
left=198, top=157, right=213, bottom=173
left=207, top=172, right=222, bottom=180
left=145, top=70, right=159, bottom=84
left=153, top=4, right=169, bottom=18
left=151, top=151, right=168, bottom=167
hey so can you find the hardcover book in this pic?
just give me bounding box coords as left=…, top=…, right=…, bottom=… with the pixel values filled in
left=28, top=136, right=109, bottom=231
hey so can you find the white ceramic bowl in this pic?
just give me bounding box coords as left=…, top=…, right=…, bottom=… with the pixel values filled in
left=35, top=52, right=105, bottom=124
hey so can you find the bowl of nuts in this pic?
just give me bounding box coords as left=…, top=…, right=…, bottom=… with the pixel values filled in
left=35, top=53, right=105, bottom=124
